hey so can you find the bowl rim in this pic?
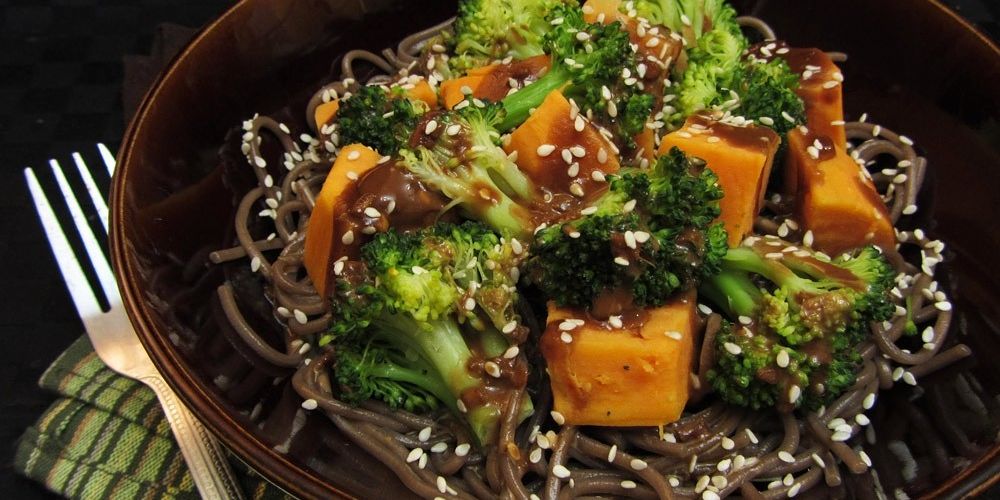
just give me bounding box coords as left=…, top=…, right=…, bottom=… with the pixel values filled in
left=108, top=0, right=1000, bottom=498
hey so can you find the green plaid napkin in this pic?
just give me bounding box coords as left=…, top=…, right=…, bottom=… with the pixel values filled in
left=14, top=336, right=290, bottom=499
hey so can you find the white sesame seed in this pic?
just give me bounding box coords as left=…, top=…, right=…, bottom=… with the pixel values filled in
left=430, top=442, right=448, bottom=453
left=859, top=450, right=873, bottom=467
left=548, top=410, right=566, bottom=426
left=788, top=483, right=802, bottom=497
left=776, top=350, right=790, bottom=368
left=723, top=342, right=742, bottom=355
left=597, top=148, right=608, bottom=164
left=301, top=398, right=318, bottom=410
left=745, top=429, right=759, bottom=444
left=417, top=426, right=433, bottom=442
left=581, top=206, right=598, bottom=215
left=902, top=371, right=917, bottom=385
left=574, top=115, right=586, bottom=132
left=783, top=474, right=795, bottom=486
left=484, top=361, right=501, bottom=378
left=782, top=111, right=796, bottom=122
left=569, top=183, right=585, bottom=197
left=789, top=385, right=801, bottom=404
left=623, top=199, right=637, bottom=213
left=363, top=207, right=381, bottom=219
left=695, top=475, right=710, bottom=493
left=855, top=414, right=871, bottom=426
left=406, top=448, right=424, bottom=463
left=779, top=451, right=795, bottom=463
left=614, top=257, right=630, bottom=266
left=702, top=492, right=720, bottom=500
left=455, top=443, right=471, bottom=456
left=464, top=297, right=476, bottom=311
left=934, top=301, right=952, bottom=311
left=698, top=304, right=713, bottom=315
left=561, top=148, right=573, bottom=164
left=606, top=444, right=618, bottom=463
left=553, top=464, right=571, bottom=479
left=560, top=332, right=573, bottom=343
left=831, top=431, right=852, bottom=442
left=567, top=163, right=580, bottom=177
left=293, top=309, right=308, bottom=325
left=803, top=230, right=814, bottom=247
left=630, top=458, right=648, bottom=470
left=608, top=315, right=624, bottom=329
left=536, top=144, right=556, bottom=156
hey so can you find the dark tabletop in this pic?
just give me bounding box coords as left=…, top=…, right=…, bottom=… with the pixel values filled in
left=0, top=1, right=997, bottom=498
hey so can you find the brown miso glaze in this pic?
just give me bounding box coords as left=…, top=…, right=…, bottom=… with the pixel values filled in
left=322, top=161, right=453, bottom=293
left=686, top=113, right=778, bottom=153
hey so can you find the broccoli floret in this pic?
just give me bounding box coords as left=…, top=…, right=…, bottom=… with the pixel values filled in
left=450, top=0, right=575, bottom=74
left=335, top=85, right=425, bottom=156
left=642, top=0, right=746, bottom=126
left=723, top=57, right=805, bottom=138
left=324, top=222, right=532, bottom=444
left=635, top=0, right=737, bottom=47
left=497, top=4, right=653, bottom=139
left=528, top=147, right=727, bottom=309
left=702, top=241, right=895, bottom=411
left=398, top=100, right=537, bottom=238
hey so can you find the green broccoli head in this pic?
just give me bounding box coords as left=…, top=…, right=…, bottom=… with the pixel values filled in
left=335, top=84, right=424, bottom=156
left=334, top=341, right=447, bottom=413
left=450, top=0, right=575, bottom=74
left=635, top=0, right=740, bottom=46
left=528, top=147, right=727, bottom=309
left=664, top=20, right=747, bottom=124
left=703, top=240, right=896, bottom=411
left=724, top=57, right=805, bottom=137
left=498, top=4, right=653, bottom=137
left=325, top=221, right=531, bottom=444
left=399, top=102, right=537, bottom=237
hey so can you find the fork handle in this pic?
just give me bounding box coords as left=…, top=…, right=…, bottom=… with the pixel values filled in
left=142, top=375, right=246, bottom=500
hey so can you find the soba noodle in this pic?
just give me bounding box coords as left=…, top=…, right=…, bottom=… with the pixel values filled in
left=208, top=15, right=973, bottom=499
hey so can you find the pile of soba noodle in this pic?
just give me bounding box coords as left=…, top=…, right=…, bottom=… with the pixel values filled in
left=208, top=14, right=973, bottom=500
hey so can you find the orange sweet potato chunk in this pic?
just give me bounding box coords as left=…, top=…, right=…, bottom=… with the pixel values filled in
left=659, top=115, right=779, bottom=247
left=786, top=130, right=895, bottom=255
left=504, top=90, right=620, bottom=201
left=313, top=100, right=340, bottom=130
left=303, top=144, right=381, bottom=296
left=540, top=291, right=697, bottom=426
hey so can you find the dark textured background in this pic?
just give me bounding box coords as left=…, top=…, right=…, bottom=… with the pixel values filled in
left=0, top=0, right=997, bottom=498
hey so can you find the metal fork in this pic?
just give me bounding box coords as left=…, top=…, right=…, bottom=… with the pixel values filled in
left=25, top=144, right=245, bottom=500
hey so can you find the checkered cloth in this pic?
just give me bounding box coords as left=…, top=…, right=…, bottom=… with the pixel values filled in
left=14, top=336, right=289, bottom=499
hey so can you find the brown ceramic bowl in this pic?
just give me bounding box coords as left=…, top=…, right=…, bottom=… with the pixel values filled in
left=110, top=0, right=1000, bottom=498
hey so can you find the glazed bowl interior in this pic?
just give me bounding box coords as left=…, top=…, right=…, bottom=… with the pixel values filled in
left=111, top=0, right=1000, bottom=498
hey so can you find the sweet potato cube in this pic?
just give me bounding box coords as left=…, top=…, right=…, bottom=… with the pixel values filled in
left=659, top=115, right=779, bottom=247
left=786, top=129, right=895, bottom=255
left=303, top=144, right=381, bottom=296
left=540, top=292, right=697, bottom=426
left=505, top=90, right=620, bottom=201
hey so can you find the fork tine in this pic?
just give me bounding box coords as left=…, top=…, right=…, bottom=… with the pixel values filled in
left=25, top=167, right=104, bottom=319
left=98, top=143, right=116, bottom=176
left=50, top=159, right=120, bottom=305
left=72, top=152, right=109, bottom=234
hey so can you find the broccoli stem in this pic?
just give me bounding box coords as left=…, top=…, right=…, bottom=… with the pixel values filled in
left=719, top=247, right=822, bottom=295
left=498, top=64, right=572, bottom=131
left=374, top=314, right=480, bottom=399
left=373, top=313, right=529, bottom=445
left=700, top=269, right=761, bottom=318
